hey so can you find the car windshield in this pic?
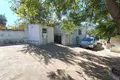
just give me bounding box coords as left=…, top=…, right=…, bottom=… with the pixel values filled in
left=83, top=38, right=94, bottom=41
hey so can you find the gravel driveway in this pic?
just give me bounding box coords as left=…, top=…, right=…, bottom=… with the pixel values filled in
left=0, top=44, right=120, bottom=80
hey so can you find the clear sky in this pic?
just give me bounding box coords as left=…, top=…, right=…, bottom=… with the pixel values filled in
left=0, top=0, right=19, bottom=26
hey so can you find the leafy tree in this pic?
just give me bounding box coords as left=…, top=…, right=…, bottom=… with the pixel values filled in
left=10, top=22, right=26, bottom=30
left=10, top=0, right=57, bottom=26
left=11, top=0, right=41, bottom=23
left=10, top=0, right=120, bottom=42
left=17, top=22, right=25, bottom=30
left=61, top=20, right=76, bottom=34
left=0, top=14, right=7, bottom=26
left=44, top=0, right=120, bottom=42
left=45, top=0, right=120, bottom=26
left=87, top=20, right=119, bottom=42
left=87, top=29, right=98, bottom=36
left=11, top=0, right=120, bottom=26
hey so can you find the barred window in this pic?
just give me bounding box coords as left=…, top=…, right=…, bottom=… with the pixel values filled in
left=42, top=28, right=47, bottom=33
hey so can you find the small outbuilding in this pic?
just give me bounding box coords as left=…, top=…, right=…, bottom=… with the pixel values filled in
left=25, top=24, right=54, bottom=45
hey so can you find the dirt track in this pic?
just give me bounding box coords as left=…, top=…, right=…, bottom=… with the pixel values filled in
left=0, top=44, right=119, bottom=80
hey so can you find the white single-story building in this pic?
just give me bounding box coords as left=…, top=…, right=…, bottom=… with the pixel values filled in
left=54, top=26, right=87, bottom=45
left=0, top=24, right=86, bottom=45
left=24, top=24, right=54, bottom=45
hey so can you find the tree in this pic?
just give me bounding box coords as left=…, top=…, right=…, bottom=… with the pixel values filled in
left=18, top=22, right=25, bottom=30
left=10, top=0, right=57, bottom=26
left=43, top=0, right=120, bottom=42
left=10, top=22, right=26, bottom=30
left=0, top=14, right=7, bottom=26
left=104, top=0, right=120, bottom=25
left=11, top=0, right=41, bottom=23
left=61, top=20, right=76, bottom=34
left=10, top=0, right=120, bottom=42
left=87, top=20, right=119, bottom=42
left=11, top=0, right=120, bottom=26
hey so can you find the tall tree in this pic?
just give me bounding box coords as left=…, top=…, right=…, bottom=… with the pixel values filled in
left=0, top=14, right=7, bottom=26
left=104, top=0, right=120, bottom=25
left=43, top=0, right=120, bottom=42
left=11, top=0, right=120, bottom=42
left=11, top=0, right=120, bottom=26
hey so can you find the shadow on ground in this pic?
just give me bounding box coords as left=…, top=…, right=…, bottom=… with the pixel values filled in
left=77, top=51, right=120, bottom=80
left=20, top=44, right=77, bottom=65
left=19, top=44, right=120, bottom=80
left=47, top=69, right=75, bottom=80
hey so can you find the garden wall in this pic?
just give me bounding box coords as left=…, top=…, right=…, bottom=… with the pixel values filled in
left=0, top=29, right=26, bottom=44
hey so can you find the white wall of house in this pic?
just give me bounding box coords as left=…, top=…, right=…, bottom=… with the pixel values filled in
left=69, top=30, right=78, bottom=45
left=111, top=36, right=120, bottom=47
left=47, top=26, right=54, bottom=43
left=110, top=36, right=120, bottom=52
left=39, top=25, right=54, bottom=44
left=61, top=35, right=70, bottom=45
left=27, top=24, right=41, bottom=45
left=54, top=26, right=87, bottom=45
left=0, top=30, right=25, bottom=43
left=54, top=26, right=64, bottom=35
left=26, top=24, right=54, bottom=45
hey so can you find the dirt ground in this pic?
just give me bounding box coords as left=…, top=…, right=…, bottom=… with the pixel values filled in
left=0, top=44, right=120, bottom=80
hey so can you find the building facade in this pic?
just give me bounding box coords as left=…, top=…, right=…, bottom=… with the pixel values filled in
left=54, top=26, right=87, bottom=45
left=0, top=24, right=86, bottom=45
left=25, top=24, right=54, bottom=45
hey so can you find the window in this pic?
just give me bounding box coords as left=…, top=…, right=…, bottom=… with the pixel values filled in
left=78, top=29, right=81, bottom=35
left=42, top=28, right=47, bottom=33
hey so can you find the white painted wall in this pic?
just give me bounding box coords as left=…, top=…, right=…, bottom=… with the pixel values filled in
left=24, top=24, right=29, bottom=42
left=111, top=36, right=120, bottom=52
left=54, top=26, right=64, bottom=35
left=27, top=24, right=41, bottom=45
left=47, top=27, right=54, bottom=43
left=111, top=36, right=120, bottom=47
left=39, top=25, right=54, bottom=44
left=0, top=24, right=54, bottom=45
left=0, top=30, right=25, bottom=43
left=79, top=26, right=87, bottom=39
left=27, top=24, right=54, bottom=45
left=63, top=35, right=71, bottom=45
left=70, top=30, right=78, bottom=45
left=55, top=26, right=87, bottom=45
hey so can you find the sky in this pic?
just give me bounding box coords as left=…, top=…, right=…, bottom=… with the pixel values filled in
left=0, top=0, right=19, bottom=26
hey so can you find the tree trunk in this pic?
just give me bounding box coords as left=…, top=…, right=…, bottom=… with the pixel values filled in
left=107, top=34, right=112, bottom=43
left=104, top=0, right=120, bottom=24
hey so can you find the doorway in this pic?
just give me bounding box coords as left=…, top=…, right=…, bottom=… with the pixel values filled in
left=54, top=35, right=62, bottom=44
left=42, top=28, right=47, bottom=44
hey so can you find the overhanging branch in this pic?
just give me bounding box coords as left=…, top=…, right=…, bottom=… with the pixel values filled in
left=104, top=0, right=120, bottom=24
